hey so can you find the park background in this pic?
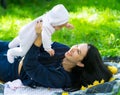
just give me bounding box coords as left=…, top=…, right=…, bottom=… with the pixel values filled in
left=0, top=0, right=120, bottom=58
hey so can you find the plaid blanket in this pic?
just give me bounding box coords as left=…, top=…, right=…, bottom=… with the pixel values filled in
left=54, top=79, right=120, bottom=95
left=0, top=83, right=4, bottom=95
left=54, top=62, right=120, bottom=95
left=0, top=62, right=120, bottom=95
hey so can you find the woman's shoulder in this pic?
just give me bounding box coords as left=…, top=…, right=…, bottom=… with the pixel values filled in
left=52, top=42, right=70, bottom=48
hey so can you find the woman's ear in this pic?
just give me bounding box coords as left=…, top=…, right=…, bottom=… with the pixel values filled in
left=76, top=62, right=84, bottom=67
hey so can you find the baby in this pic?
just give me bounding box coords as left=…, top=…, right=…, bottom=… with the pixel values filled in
left=7, top=4, right=73, bottom=63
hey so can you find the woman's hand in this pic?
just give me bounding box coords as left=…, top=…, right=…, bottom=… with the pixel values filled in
left=35, top=21, right=42, bottom=35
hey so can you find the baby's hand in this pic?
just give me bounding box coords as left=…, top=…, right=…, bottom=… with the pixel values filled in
left=65, top=23, right=74, bottom=29
left=47, top=49, right=55, bottom=56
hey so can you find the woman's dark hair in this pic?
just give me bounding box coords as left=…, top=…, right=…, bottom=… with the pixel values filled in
left=65, top=44, right=112, bottom=92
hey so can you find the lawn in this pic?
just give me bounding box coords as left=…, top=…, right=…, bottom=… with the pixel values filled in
left=0, top=0, right=120, bottom=94
left=0, top=0, right=120, bottom=57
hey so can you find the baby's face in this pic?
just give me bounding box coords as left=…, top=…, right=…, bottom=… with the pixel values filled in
left=53, top=23, right=67, bottom=30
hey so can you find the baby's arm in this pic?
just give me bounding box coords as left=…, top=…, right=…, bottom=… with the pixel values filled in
left=65, top=23, right=74, bottom=29
left=42, top=28, right=55, bottom=56
left=8, top=36, right=20, bottom=48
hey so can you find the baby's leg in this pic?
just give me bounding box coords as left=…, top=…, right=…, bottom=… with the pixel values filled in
left=7, top=49, right=15, bottom=63
left=8, top=37, right=20, bottom=48
left=7, top=46, right=29, bottom=63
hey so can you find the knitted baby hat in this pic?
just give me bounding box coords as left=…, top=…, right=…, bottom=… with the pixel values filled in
left=46, top=4, right=69, bottom=26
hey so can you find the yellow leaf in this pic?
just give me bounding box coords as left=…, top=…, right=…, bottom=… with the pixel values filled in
left=62, top=92, right=69, bottom=95
left=88, top=84, right=93, bottom=88
left=109, top=77, right=115, bottom=82
left=81, top=86, right=87, bottom=90
left=108, top=66, right=118, bottom=74
left=93, top=80, right=99, bottom=86
left=100, top=79, right=104, bottom=84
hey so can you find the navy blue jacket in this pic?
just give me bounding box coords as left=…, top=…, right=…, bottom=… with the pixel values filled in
left=21, top=42, right=72, bottom=88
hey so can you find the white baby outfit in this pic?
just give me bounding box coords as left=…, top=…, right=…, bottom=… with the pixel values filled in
left=7, top=4, right=69, bottom=63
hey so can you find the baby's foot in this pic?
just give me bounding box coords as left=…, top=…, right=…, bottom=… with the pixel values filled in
left=7, top=50, right=14, bottom=63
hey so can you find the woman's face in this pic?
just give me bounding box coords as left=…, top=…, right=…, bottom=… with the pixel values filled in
left=65, top=43, right=88, bottom=64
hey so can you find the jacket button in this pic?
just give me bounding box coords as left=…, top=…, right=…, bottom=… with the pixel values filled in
left=33, top=85, right=36, bottom=88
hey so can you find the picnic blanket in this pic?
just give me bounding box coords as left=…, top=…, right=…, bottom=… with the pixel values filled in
left=0, top=62, right=120, bottom=95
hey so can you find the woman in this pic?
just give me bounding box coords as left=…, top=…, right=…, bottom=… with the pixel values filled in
left=0, top=22, right=112, bottom=92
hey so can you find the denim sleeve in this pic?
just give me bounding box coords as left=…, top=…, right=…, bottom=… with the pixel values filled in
left=0, top=41, right=9, bottom=54
left=23, top=44, right=69, bottom=88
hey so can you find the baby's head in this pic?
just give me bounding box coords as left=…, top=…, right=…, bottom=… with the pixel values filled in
left=47, top=4, right=69, bottom=30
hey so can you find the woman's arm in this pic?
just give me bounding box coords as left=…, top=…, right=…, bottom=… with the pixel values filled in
left=22, top=21, right=69, bottom=88
left=23, top=44, right=67, bottom=88
left=34, top=21, right=42, bottom=47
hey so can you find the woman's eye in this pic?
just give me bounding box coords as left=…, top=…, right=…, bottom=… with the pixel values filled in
left=77, top=49, right=80, bottom=54
left=77, top=47, right=81, bottom=55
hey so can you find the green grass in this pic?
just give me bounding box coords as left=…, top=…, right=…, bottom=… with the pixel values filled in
left=0, top=0, right=120, bottom=57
